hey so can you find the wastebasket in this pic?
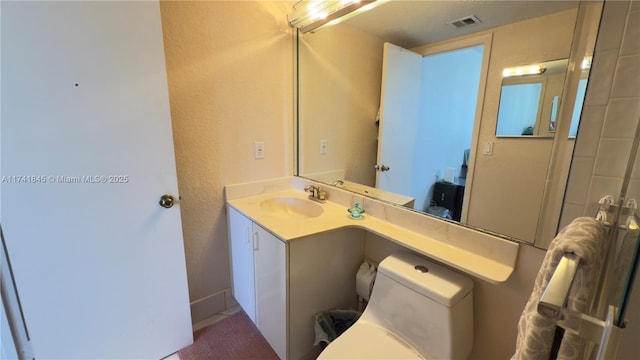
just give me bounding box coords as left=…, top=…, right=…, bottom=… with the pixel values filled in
left=313, top=309, right=362, bottom=349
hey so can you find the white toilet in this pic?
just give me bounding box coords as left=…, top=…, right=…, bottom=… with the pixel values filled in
left=318, top=251, right=474, bottom=360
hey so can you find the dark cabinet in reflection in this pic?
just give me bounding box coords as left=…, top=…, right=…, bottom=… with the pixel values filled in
left=432, top=181, right=465, bottom=222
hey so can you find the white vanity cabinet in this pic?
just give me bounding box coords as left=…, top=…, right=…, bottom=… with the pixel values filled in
left=228, top=207, right=286, bottom=359
left=228, top=203, right=365, bottom=360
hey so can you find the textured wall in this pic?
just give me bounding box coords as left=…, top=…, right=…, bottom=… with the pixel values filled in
left=160, top=1, right=293, bottom=322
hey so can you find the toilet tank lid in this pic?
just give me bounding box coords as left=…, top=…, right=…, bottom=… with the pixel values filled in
left=378, top=252, right=473, bottom=307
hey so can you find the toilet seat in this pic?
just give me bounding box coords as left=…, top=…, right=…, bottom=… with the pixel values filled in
left=317, top=321, right=424, bottom=360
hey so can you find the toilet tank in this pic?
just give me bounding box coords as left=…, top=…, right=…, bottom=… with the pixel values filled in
left=363, top=252, right=474, bottom=360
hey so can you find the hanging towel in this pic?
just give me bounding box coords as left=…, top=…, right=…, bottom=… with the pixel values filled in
left=512, top=217, right=607, bottom=360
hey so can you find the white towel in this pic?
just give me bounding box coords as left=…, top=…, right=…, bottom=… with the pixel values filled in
left=512, top=217, right=607, bottom=360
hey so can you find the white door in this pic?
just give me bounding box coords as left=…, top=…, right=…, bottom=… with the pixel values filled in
left=1, top=2, right=192, bottom=359
left=376, top=43, right=422, bottom=196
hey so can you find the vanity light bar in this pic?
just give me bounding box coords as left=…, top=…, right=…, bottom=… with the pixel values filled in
left=288, top=0, right=378, bottom=33
left=502, top=65, right=546, bottom=78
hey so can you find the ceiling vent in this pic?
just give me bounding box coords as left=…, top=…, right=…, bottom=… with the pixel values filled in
left=447, top=15, right=482, bottom=29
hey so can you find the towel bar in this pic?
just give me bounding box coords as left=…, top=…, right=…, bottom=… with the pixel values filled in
left=538, top=254, right=624, bottom=359
left=538, top=254, right=580, bottom=316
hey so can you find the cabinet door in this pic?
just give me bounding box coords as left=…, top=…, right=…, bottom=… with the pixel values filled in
left=228, top=207, right=256, bottom=323
left=254, top=225, right=287, bottom=360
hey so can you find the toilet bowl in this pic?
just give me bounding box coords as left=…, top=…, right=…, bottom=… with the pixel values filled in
left=318, top=252, right=474, bottom=359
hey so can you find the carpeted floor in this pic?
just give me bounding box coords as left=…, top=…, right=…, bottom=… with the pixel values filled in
left=178, top=311, right=280, bottom=360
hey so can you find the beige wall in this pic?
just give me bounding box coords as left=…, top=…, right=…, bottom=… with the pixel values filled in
left=298, top=24, right=383, bottom=186
left=160, top=1, right=293, bottom=322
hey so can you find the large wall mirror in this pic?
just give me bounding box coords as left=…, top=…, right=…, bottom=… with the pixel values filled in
left=295, top=0, right=604, bottom=249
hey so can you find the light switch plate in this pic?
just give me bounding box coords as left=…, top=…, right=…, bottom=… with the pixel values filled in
left=254, top=141, right=264, bottom=159
left=320, top=139, right=328, bottom=155
left=483, top=142, right=493, bottom=155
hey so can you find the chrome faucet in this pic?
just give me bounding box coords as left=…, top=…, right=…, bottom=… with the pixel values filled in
left=332, top=180, right=345, bottom=186
left=304, top=185, right=326, bottom=203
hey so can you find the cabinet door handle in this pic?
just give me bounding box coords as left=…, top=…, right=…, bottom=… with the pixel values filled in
left=252, top=232, right=259, bottom=251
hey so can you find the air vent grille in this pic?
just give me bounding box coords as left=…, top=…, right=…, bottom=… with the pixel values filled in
left=447, top=15, right=482, bottom=29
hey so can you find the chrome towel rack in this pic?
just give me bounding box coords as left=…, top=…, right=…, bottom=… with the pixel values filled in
left=538, top=254, right=623, bottom=359
left=537, top=195, right=638, bottom=359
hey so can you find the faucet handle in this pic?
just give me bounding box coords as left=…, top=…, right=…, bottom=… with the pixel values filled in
left=318, top=189, right=327, bottom=201
left=304, top=184, right=327, bottom=202
left=304, top=184, right=318, bottom=196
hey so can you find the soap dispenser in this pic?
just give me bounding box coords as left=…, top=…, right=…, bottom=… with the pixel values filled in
left=348, top=202, right=365, bottom=220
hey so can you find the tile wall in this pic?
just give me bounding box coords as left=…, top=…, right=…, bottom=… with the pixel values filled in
left=562, top=0, right=640, bottom=222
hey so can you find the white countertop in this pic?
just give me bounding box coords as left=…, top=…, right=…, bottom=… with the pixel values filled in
left=226, top=177, right=519, bottom=283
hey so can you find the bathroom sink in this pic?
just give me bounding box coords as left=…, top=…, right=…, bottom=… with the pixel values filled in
left=260, top=197, right=324, bottom=218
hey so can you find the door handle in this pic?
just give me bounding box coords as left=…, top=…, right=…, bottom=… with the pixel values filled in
left=252, top=232, right=259, bottom=251
left=159, top=194, right=176, bottom=208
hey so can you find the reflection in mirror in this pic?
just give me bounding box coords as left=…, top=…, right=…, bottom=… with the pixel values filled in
left=569, top=60, right=591, bottom=137
left=495, top=57, right=591, bottom=138
left=376, top=41, right=485, bottom=215
left=550, top=95, right=560, bottom=132
left=498, top=82, right=544, bottom=136
left=296, top=0, right=603, bottom=248
left=496, top=59, right=569, bottom=137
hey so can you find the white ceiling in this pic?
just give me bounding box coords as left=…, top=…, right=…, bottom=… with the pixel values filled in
left=340, top=0, right=580, bottom=48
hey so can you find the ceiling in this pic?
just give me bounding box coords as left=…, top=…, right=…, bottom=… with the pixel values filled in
left=340, top=0, right=580, bottom=48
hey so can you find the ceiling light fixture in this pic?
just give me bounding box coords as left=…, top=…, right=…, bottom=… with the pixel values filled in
left=502, top=65, right=546, bottom=78
left=288, top=0, right=380, bottom=33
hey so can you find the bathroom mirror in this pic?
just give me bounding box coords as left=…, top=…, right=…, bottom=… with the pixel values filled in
left=495, top=58, right=590, bottom=137
left=296, top=0, right=603, bottom=248
left=496, top=59, right=569, bottom=137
